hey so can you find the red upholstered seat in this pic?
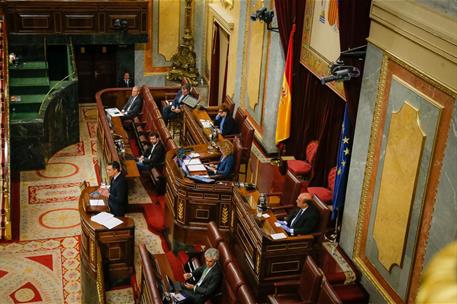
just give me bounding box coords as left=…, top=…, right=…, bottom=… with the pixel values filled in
left=287, top=141, right=319, bottom=177
left=308, top=167, right=337, bottom=204
left=267, top=256, right=323, bottom=304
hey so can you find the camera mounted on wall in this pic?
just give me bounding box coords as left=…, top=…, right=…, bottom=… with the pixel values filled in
left=320, top=45, right=367, bottom=84
left=250, top=7, right=279, bottom=32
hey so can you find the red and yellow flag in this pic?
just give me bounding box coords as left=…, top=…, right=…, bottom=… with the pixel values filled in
left=275, top=24, right=296, bottom=145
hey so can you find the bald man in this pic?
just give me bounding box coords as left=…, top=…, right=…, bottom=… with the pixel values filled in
left=278, top=192, right=320, bottom=235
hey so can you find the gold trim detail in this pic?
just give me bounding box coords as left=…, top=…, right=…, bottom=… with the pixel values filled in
left=300, top=0, right=346, bottom=101
left=167, top=0, right=200, bottom=85
left=367, top=41, right=457, bottom=97
left=221, top=206, right=229, bottom=225
left=353, top=54, right=395, bottom=301
left=90, top=240, right=95, bottom=264
left=177, top=200, right=184, bottom=221
left=255, top=252, right=261, bottom=274
left=372, top=102, right=425, bottom=271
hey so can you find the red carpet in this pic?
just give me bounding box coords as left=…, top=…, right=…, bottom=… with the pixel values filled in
left=166, top=251, right=186, bottom=282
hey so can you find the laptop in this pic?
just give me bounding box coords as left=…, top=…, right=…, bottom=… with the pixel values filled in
left=167, top=275, right=182, bottom=292
left=182, top=96, right=200, bottom=108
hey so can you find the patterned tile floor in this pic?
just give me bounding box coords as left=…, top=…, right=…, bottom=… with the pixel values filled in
left=0, top=104, right=163, bottom=304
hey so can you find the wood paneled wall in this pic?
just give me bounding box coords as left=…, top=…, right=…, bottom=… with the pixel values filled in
left=4, top=1, right=148, bottom=35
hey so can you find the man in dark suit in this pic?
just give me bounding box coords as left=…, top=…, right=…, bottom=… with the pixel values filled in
left=278, top=192, right=320, bottom=235
left=100, top=161, right=128, bottom=217
left=181, top=248, right=222, bottom=303
left=213, top=105, right=237, bottom=136
left=162, top=83, right=197, bottom=124
left=136, top=132, right=165, bottom=171
left=121, top=86, right=143, bottom=119
left=118, top=71, right=134, bottom=88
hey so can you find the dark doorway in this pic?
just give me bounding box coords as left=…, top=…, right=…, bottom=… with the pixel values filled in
left=75, top=45, right=116, bottom=103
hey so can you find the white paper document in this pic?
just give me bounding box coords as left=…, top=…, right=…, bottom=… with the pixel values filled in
left=184, top=158, right=202, bottom=166
left=187, top=164, right=207, bottom=172
left=199, top=119, right=213, bottom=128
left=89, top=199, right=105, bottom=206
left=188, top=152, right=200, bottom=158
left=91, top=212, right=123, bottom=229
left=171, top=292, right=186, bottom=301
left=270, top=232, right=288, bottom=240
left=102, top=217, right=124, bottom=229
left=105, top=108, right=124, bottom=117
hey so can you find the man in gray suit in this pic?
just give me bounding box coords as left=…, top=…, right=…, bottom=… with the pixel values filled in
left=181, top=248, right=222, bottom=303
left=121, top=86, right=143, bottom=119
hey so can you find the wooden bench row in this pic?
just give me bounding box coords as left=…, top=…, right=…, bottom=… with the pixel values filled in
left=205, top=221, right=256, bottom=304
left=130, top=86, right=179, bottom=192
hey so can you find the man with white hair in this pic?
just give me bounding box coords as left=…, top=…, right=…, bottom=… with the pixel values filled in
left=181, top=247, right=222, bottom=303
left=278, top=192, right=320, bottom=235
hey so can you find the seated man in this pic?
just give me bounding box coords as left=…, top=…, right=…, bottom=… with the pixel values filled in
left=206, top=140, right=235, bottom=179
left=136, top=132, right=165, bottom=171
left=162, top=83, right=197, bottom=124
left=118, top=71, right=134, bottom=88
left=277, top=192, right=320, bottom=235
left=213, top=105, right=237, bottom=136
left=182, top=248, right=222, bottom=304
left=121, top=86, right=143, bottom=119
left=99, top=161, right=128, bottom=217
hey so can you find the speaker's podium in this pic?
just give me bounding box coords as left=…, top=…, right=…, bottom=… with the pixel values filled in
left=79, top=185, right=135, bottom=304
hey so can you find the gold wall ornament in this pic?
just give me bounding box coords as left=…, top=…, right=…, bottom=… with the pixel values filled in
left=167, top=0, right=200, bottom=86
left=177, top=199, right=184, bottom=221
left=373, top=102, right=425, bottom=271
left=221, top=206, right=229, bottom=224
left=90, top=240, right=95, bottom=264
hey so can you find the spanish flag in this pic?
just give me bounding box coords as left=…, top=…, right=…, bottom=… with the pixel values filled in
left=275, top=24, right=296, bottom=145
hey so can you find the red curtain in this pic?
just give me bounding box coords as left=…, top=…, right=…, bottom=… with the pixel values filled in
left=275, top=0, right=344, bottom=186
left=339, top=0, right=372, bottom=131
left=208, top=22, right=220, bottom=106
left=275, top=0, right=371, bottom=186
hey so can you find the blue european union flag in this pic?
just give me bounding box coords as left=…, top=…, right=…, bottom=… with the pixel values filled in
left=331, top=105, right=351, bottom=220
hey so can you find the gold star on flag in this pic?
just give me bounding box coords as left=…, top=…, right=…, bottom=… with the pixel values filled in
left=342, top=160, right=346, bottom=167
left=344, top=148, right=350, bottom=155
left=337, top=168, right=342, bottom=175
left=343, top=137, right=349, bottom=144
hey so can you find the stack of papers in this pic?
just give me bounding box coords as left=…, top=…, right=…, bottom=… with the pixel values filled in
left=89, top=199, right=105, bottom=206
left=200, top=119, right=213, bottom=128
left=91, top=212, right=123, bottom=229
left=105, top=108, right=123, bottom=117
left=187, top=164, right=207, bottom=172
left=183, top=158, right=202, bottom=166
left=270, top=232, right=288, bottom=240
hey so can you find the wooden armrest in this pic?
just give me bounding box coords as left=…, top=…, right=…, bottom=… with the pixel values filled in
left=269, top=204, right=295, bottom=210
left=273, top=280, right=300, bottom=295
left=273, top=280, right=300, bottom=288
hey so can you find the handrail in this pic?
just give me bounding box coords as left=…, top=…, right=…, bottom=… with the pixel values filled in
left=38, top=43, right=77, bottom=115
left=0, top=15, right=12, bottom=240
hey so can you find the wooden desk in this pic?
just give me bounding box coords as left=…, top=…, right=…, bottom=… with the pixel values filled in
left=164, top=144, right=232, bottom=248
left=182, top=106, right=224, bottom=146
left=111, top=116, right=140, bottom=178
left=233, top=186, right=319, bottom=301
left=79, top=186, right=135, bottom=304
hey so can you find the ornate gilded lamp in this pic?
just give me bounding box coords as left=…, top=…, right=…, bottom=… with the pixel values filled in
left=167, top=0, right=200, bottom=86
